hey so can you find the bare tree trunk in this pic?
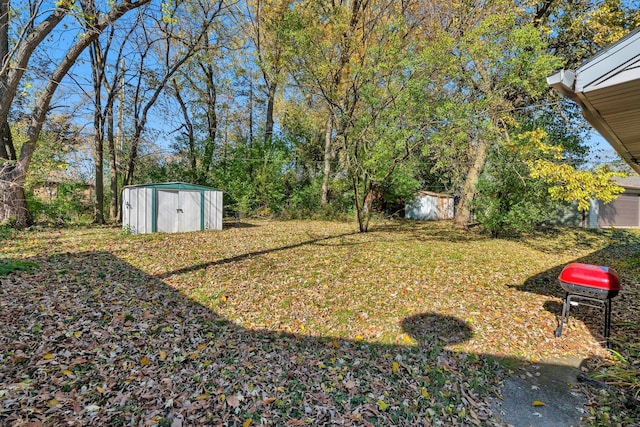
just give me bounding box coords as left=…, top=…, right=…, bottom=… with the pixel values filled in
left=197, top=58, right=218, bottom=183
left=349, top=132, right=372, bottom=232
left=0, top=0, right=29, bottom=226
left=0, top=119, right=14, bottom=161
left=107, top=101, right=118, bottom=221
left=0, top=118, right=30, bottom=226
left=353, top=175, right=372, bottom=233
left=202, top=68, right=217, bottom=183
left=264, top=80, right=276, bottom=145
left=321, top=114, right=332, bottom=206
left=93, top=130, right=105, bottom=224
left=248, top=79, right=254, bottom=145
left=0, top=165, right=31, bottom=227
left=112, top=59, right=126, bottom=221
left=90, top=37, right=105, bottom=224
left=454, top=138, right=490, bottom=228
left=172, top=79, right=197, bottom=179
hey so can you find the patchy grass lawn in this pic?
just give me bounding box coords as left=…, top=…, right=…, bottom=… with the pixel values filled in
left=1, top=220, right=638, bottom=425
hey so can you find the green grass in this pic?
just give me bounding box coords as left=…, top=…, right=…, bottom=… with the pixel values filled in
left=0, top=258, right=38, bottom=276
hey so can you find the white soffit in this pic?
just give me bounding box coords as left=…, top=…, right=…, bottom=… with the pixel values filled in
left=548, top=27, right=640, bottom=173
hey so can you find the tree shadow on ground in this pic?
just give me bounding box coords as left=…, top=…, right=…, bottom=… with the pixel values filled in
left=508, top=229, right=640, bottom=424
left=373, top=220, right=489, bottom=244
left=511, top=230, right=640, bottom=421
left=514, top=231, right=640, bottom=349
left=0, top=249, right=619, bottom=426
left=223, top=220, right=260, bottom=229
left=154, top=230, right=359, bottom=279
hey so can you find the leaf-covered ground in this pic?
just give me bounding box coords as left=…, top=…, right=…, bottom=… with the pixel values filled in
left=1, top=220, right=639, bottom=426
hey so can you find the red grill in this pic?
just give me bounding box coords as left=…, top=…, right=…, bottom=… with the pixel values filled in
left=554, top=263, right=621, bottom=348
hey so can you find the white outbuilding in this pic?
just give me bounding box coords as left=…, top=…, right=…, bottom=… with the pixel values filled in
left=405, top=191, right=455, bottom=220
left=122, top=182, right=223, bottom=234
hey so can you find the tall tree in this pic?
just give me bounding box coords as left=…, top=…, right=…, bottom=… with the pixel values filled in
left=0, top=0, right=14, bottom=200
left=284, top=0, right=439, bottom=231
left=426, top=1, right=562, bottom=228
left=241, top=0, right=292, bottom=147
left=123, top=0, right=227, bottom=186
left=168, top=13, right=236, bottom=186
left=0, top=0, right=152, bottom=227
left=533, top=0, right=639, bottom=68
left=86, top=14, right=140, bottom=223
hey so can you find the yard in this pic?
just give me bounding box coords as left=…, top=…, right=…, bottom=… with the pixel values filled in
left=1, top=220, right=639, bottom=425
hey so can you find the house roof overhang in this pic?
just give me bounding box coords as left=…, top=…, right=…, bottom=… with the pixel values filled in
left=548, top=27, right=640, bottom=174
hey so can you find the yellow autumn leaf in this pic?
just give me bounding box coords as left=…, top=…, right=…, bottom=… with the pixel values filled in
left=74, top=331, right=82, bottom=338
left=197, top=343, right=206, bottom=351
left=196, top=393, right=209, bottom=401
left=140, top=356, right=150, bottom=366
left=400, top=334, right=413, bottom=345
left=263, top=397, right=276, bottom=404
left=532, top=400, right=546, bottom=407
left=392, top=361, right=399, bottom=373
left=48, top=399, right=59, bottom=407
left=96, top=386, right=105, bottom=394
left=159, top=350, right=167, bottom=361
left=378, top=400, right=389, bottom=411
left=43, top=353, right=54, bottom=360
left=62, top=369, right=73, bottom=376
left=420, top=387, right=430, bottom=398
left=243, top=419, right=252, bottom=427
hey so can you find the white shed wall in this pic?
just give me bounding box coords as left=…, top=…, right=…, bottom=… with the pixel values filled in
left=180, top=191, right=201, bottom=232
left=204, top=190, right=223, bottom=230
left=405, top=195, right=454, bottom=220
left=122, top=187, right=153, bottom=234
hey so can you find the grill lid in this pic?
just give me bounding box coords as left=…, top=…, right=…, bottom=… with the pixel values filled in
left=558, top=263, right=621, bottom=291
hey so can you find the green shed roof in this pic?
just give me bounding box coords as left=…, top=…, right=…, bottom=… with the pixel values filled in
left=124, top=182, right=220, bottom=192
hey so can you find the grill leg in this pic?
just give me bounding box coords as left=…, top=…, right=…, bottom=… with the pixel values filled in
left=604, top=298, right=612, bottom=349
left=555, top=292, right=570, bottom=338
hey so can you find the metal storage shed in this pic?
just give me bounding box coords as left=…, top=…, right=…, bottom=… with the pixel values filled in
left=405, top=191, right=455, bottom=220
left=122, top=182, right=222, bottom=234
left=547, top=27, right=640, bottom=174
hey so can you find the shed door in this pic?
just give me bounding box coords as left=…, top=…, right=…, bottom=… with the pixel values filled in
left=179, top=191, right=200, bottom=232
left=157, top=190, right=201, bottom=233
left=599, top=194, right=640, bottom=227
left=157, top=190, right=179, bottom=232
